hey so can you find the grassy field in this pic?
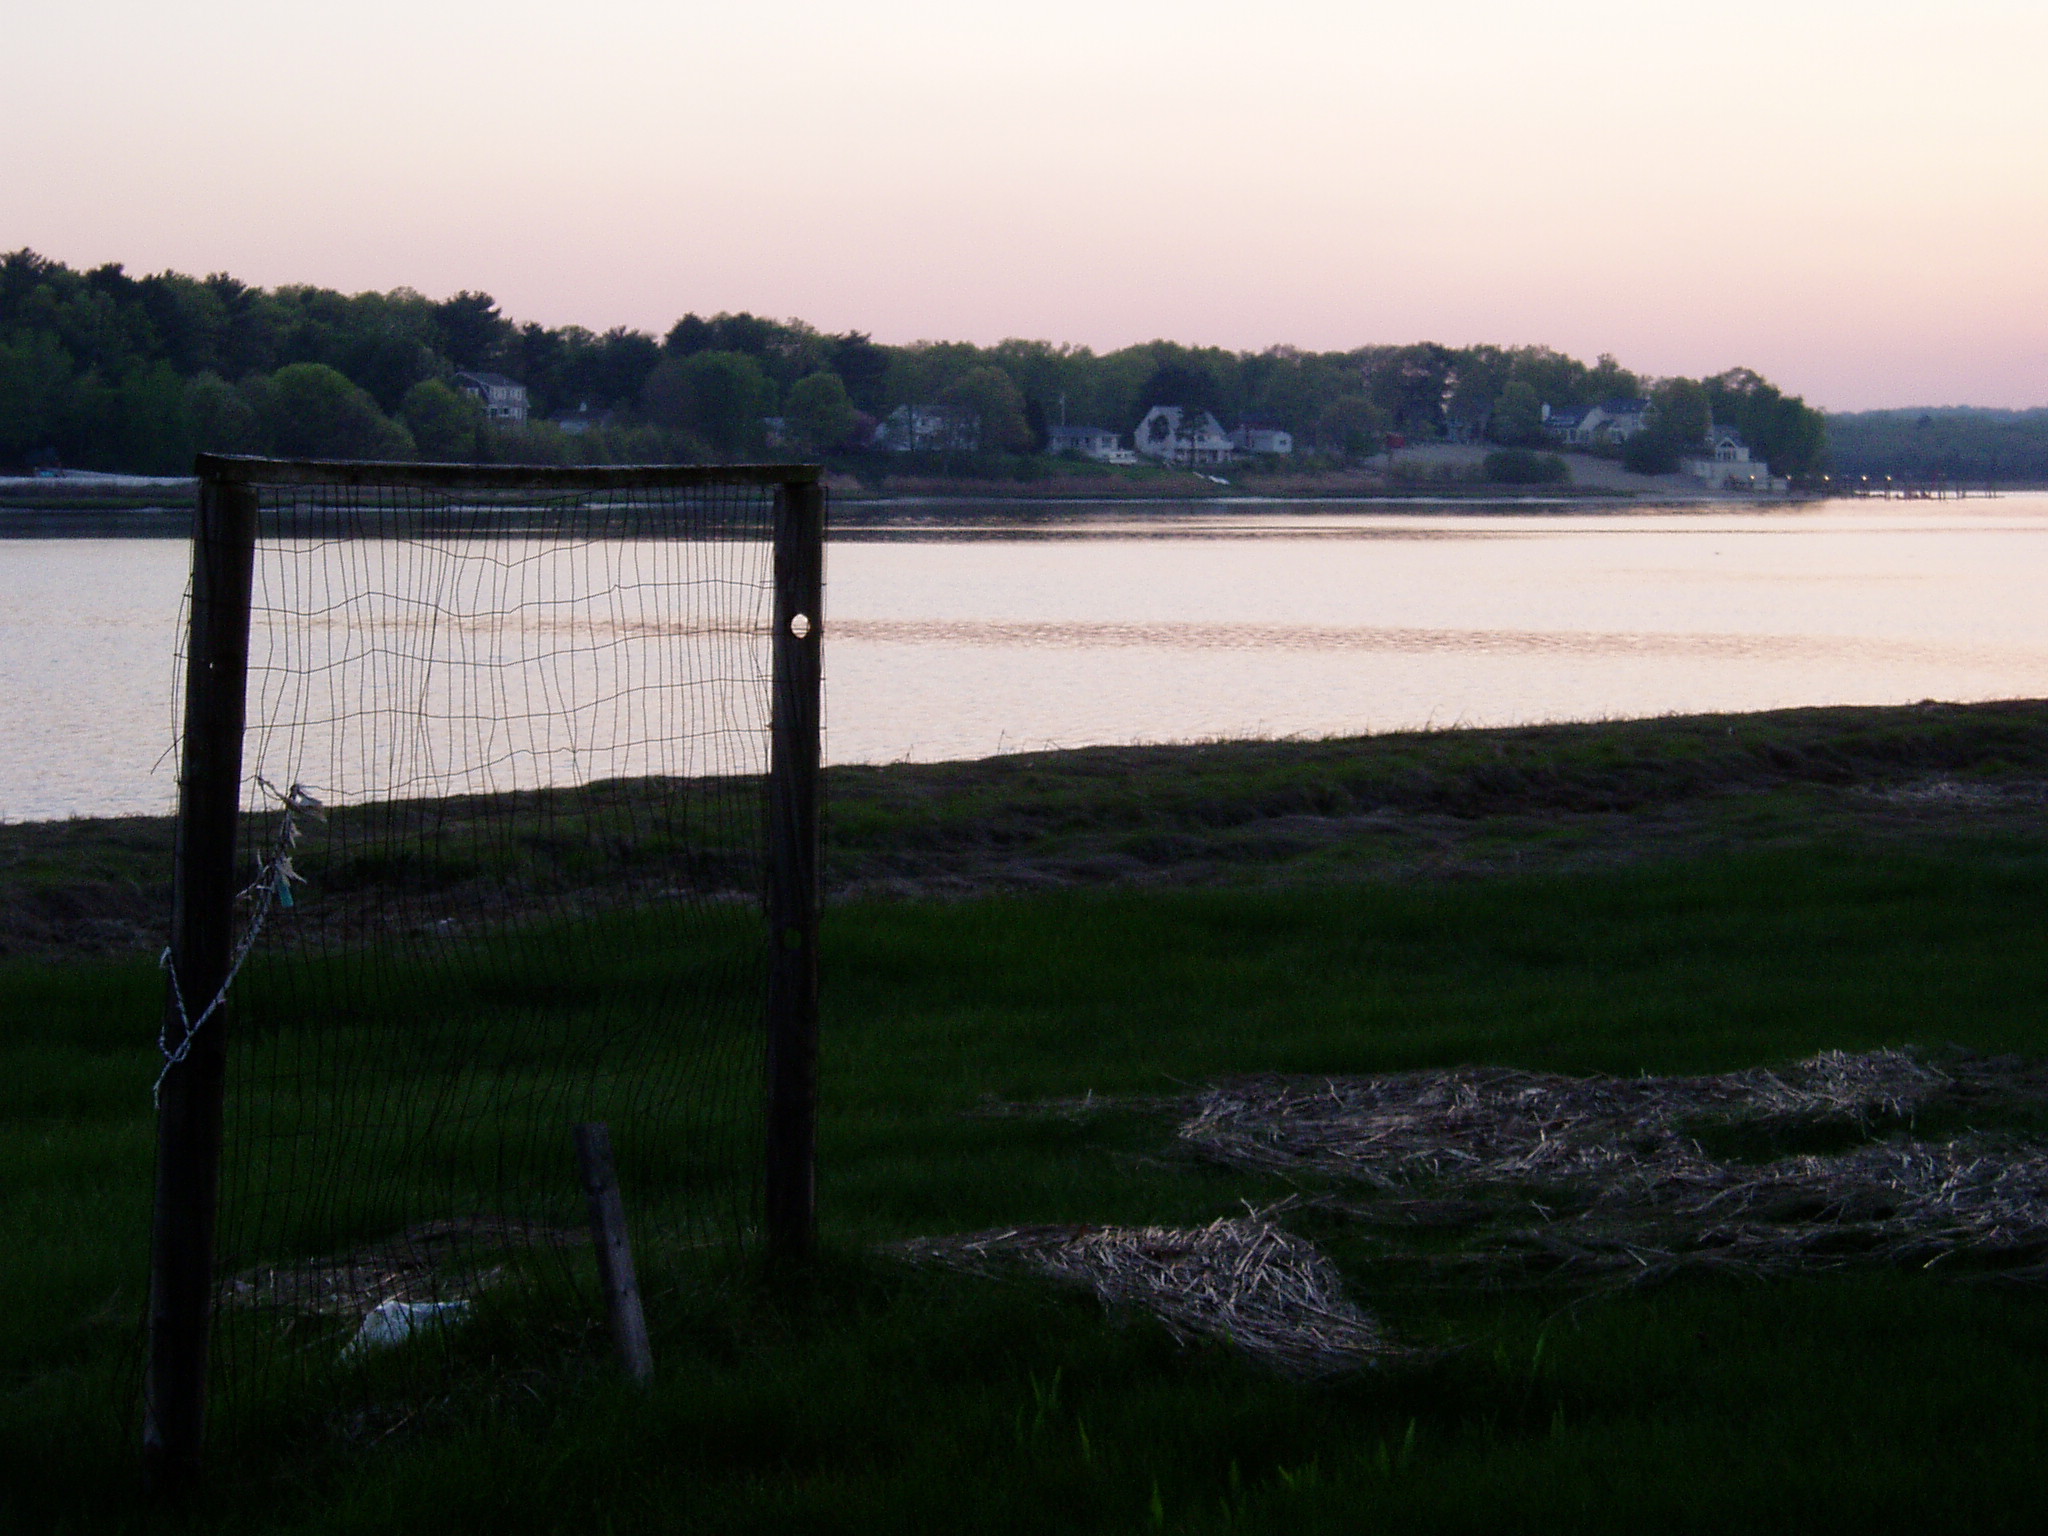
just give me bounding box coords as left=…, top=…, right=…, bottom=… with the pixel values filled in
left=9, top=706, right=2048, bottom=1531
left=16, top=697, right=2048, bottom=957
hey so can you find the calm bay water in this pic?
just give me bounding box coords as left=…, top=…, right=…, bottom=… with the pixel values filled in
left=6, top=496, right=2048, bottom=821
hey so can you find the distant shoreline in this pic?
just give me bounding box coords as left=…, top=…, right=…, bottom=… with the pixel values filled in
left=0, top=495, right=1792, bottom=540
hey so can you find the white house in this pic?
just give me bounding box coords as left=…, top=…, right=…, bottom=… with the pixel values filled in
left=1047, top=423, right=1137, bottom=464
left=1680, top=427, right=1780, bottom=490
left=453, top=371, right=529, bottom=424
left=1133, top=405, right=1235, bottom=467
left=1543, top=398, right=1653, bottom=446
left=1581, top=398, right=1654, bottom=442
left=871, top=403, right=979, bottom=452
left=1229, top=422, right=1294, bottom=456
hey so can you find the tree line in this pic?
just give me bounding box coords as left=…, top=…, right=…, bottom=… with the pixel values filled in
left=1823, top=409, right=2048, bottom=485
left=0, top=249, right=1829, bottom=476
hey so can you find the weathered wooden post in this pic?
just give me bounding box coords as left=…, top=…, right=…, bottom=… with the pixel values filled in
left=574, top=1122, right=655, bottom=1384
left=144, top=466, right=259, bottom=1493
left=764, top=476, right=824, bottom=1263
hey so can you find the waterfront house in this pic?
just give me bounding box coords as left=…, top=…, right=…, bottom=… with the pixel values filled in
left=1544, top=399, right=1653, bottom=446
left=1581, top=398, right=1654, bottom=442
left=1540, top=404, right=1588, bottom=443
left=871, top=403, right=980, bottom=452
left=1134, top=406, right=1235, bottom=467
left=1681, top=428, right=1779, bottom=490
left=1229, top=422, right=1295, bottom=456
left=454, top=371, right=530, bottom=424
left=1048, top=423, right=1137, bottom=464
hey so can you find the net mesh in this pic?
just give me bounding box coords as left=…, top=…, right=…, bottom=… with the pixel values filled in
left=187, top=470, right=795, bottom=1438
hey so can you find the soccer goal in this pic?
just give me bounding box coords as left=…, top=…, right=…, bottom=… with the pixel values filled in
left=143, top=455, right=824, bottom=1488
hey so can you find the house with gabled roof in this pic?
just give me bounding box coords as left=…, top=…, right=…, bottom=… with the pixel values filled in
left=1544, top=398, right=1653, bottom=446
left=1681, top=427, right=1781, bottom=490
left=1582, top=398, right=1654, bottom=441
left=454, top=371, right=529, bottom=424
left=1134, top=406, right=1235, bottom=467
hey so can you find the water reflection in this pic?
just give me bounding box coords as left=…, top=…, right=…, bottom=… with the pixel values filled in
left=8, top=498, right=2048, bottom=820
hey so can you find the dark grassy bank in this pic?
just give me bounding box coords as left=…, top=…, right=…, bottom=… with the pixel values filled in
left=11, top=754, right=2048, bottom=1528
left=15, top=698, right=2048, bottom=958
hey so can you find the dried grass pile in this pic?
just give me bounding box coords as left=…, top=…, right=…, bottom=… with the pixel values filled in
left=1180, top=1049, right=2048, bottom=1287
left=1489, top=1135, right=2048, bottom=1285
left=1180, top=1049, right=1966, bottom=1191
left=894, top=1217, right=1399, bottom=1377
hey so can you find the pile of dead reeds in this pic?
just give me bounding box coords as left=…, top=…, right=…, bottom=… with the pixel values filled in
left=898, top=1051, right=2048, bottom=1378
left=1181, top=1049, right=2048, bottom=1287
left=1178, top=1048, right=1977, bottom=1191
left=894, top=1216, right=1399, bottom=1377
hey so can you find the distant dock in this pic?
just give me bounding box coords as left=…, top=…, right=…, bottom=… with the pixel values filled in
left=1822, top=479, right=2001, bottom=499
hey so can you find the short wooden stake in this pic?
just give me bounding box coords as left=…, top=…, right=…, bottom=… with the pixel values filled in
left=573, top=1122, right=654, bottom=1384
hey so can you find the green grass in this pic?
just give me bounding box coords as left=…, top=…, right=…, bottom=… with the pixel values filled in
left=20, top=696, right=2048, bottom=960
left=11, top=833, right=2048, bottom=1531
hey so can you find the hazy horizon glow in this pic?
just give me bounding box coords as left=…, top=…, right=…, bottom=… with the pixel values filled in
left=5, top=0, right=2045, bottom=410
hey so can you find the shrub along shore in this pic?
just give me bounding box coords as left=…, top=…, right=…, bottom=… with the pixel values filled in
left=11, top=699, right=2048, bottom=1532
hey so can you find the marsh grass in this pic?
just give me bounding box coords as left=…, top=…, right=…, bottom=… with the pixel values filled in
left=20, top=696, right=2048, bottom=961
left=12, top=821, right=2048, bottom=1529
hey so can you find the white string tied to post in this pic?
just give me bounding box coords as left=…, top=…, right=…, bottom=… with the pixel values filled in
left=154, top=779, right=323, bottom=1106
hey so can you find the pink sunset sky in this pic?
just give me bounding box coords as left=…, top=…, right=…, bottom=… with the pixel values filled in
left=6, top=0, right=2044, bottom=411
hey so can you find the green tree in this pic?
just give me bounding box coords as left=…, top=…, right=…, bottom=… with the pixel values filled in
left=1584, top=352, right=1641, bottom=403
left=1490, top=381, right=1546, bottom=446
left=1623, top=378, right=1711, bottom=474
left=1315, top=394, right=1390, bottom=458
left=1363, top=343, right=1456, bottom=438
left=784, top=371, right=857, bottom=453
left=1505, top=346, right=1594, bottom=411
left=108, top=362, right=194, bottom=474
left=937, top=366, right=1033, bottom=452
left=433, top=291, right=511, bottom=370
left=1652, top=378, right=1711, bottom=446
left=640, top=350, right=775, bottom=457
left=0, top=332, right=74, bottom=462
left=1705, top=367, right=1828, bottom=477
left=401, top=378, right=484, bottom=459
left=185, top=372, right=264, bottom=455
left=1446, top=345, right=1514, bottom=438
left=482, top=420, right=574, bottom=466
left=250, top=363, right=416, bottom=460
left=1136, top=360, right=1221, bottom=416
left=830, top=332, right=893, bottom=412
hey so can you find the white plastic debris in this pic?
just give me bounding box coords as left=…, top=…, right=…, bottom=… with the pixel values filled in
left=342, top=1298, right=473, bottom=1357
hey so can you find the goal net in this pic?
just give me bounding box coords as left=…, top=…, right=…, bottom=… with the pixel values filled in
left=144, top=457, right=823, bottom=1478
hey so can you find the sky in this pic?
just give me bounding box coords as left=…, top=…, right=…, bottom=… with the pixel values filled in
left=4, top=0, right=2045, bottom=410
